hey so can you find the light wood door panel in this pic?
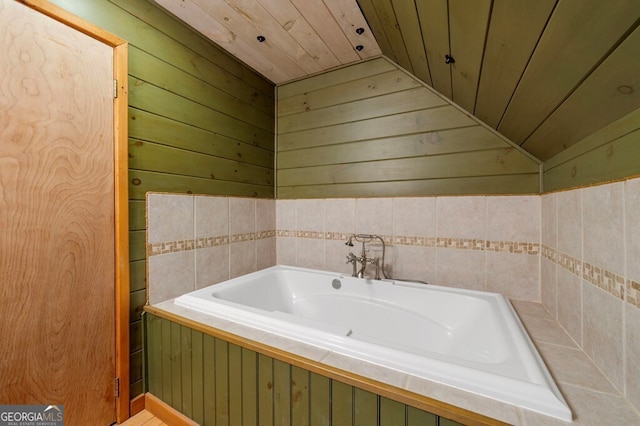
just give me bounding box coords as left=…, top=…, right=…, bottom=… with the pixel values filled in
left=0, top=1, right=116, bottom=424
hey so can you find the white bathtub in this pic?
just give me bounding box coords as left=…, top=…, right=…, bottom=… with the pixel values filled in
left=174, top=265, right=572, bottom=421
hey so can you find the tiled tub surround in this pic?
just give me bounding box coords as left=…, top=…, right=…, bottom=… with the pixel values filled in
left=276, top=195, right=541, bottom=301
left=541, top=178, right=640, bottom=415
left=148, top=193, right=543, bottom=303
left=146, top=184, right=640, bottom=423
left=146, top=193, right=276, bottom=304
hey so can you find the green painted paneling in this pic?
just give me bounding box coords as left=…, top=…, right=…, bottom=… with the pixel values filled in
left=49, top=0, right=275, bottom=401
left=380, top=396, right=406, bottom=425
left=277, top=57, right=540, bottom=198
left=279, top=174, right=541, bottom=199
left=129, top=170, right=273, bottom=199
left=129, top=260, right=146, bottom=293
left=332, top=381, right=354, bottom=426
left=128, top=139, right=272, bottom=186
left=147, top=314, right=162, bottom=398
left=203, top=334, right=216, bottom=425
left=258, top=353, right=275, bottom=426
left=145, top=314, right=475, bottom=426
left=543, top=108, right=640, bottom=192
left=309, top=373, right=331, bottom=426
left=130, top=289, right=146, bottom=323
left=130, top=349, right=143, bottom=383
left=129, top=230, right=146, bottom=262
left=129, top=76, right=273, bottom=150
left=191, top=330, right=205, bottom=425
left=129, top=108, right=273, bottom=169
left=180, top=327, right=193, bottom=419
left=130, top=320, right=142, bottom=353
left=408, top=406, right=438, bottom=426
left=129, top=200, right=146, bottom=231
left=128, top=46, right=273, bottom=131
left=228, top=344, right=242, bottom=425
left=278, top=148, right=538, bottom=185
left=241, top=348, right=259, bottom=426
left=291, top=366, right=310, bottom=426
left=353, top=388, right=378, bottom=426
left=278, top=126, right=507, bottom=168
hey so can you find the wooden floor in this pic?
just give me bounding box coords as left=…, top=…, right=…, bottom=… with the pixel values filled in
left=119, top=410, right=168, bottom=426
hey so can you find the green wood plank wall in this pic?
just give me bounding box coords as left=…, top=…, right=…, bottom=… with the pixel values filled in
left=276, top=57, right=540, bottom=198
left=49, top=0, right=276, bottom=398
left=543, top=108, right=640, bottom=192
left=146, top=313, right=462, bottom=426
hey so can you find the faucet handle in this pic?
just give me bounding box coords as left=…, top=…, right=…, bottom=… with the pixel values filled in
left=371, top=257, right=381, bottom=280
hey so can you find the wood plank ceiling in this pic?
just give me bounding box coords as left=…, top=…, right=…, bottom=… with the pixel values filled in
left=152, top=0, right=381, bottom=83
left=153, top=0, right=640, bottom=162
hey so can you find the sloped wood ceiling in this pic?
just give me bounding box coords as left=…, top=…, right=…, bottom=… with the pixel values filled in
left=153, top=0, right=640, bottom=163
left=359, top=0, right=640, bottom=161
left=152, top=0, right=381, bottom=82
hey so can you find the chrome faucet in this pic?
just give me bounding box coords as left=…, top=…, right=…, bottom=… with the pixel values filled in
left=345, top=234, right=388, bottom=280
left=346, top=252, right=359, bottom=277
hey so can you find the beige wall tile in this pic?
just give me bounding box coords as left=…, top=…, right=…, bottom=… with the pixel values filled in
left=486, top=195, right=540, bottom=242
left=229, top=198, right=255, bottom=235
left=556, top=268, right=582, bottom=346
left=147, top=193, right=194, bottom=243
left=356, top=198, right=393, bottom=236
left=536, top=342, right=617, bottom=393
left=485, top=251, right=539, bottom=300
left=195, top=246, right=229, bottom=289
left=582, top=283, right=624, bottom=391
left=518, top=316, right=577, bottom=348
left=435, top=248, right=485, bottom=291
left=276, top=236, right=296, bottom=266
left=256, top=237, right=276, bottom=270
left=625, top=178, right=640, bottom=283
left=296, top=199, right=325, bottom=232
left=194, top=195, right=228, bottom=238
left=276, top=199, right=296, bottom=229
left=389, top=245, right=435, bottom=284
left=582, top=182, right=624, bottom=275
left=541, top=193, right=557, bottom=248
left=295, top=238, right=326, bottom=270
left=541, top=257, right=557, bottom=318
left=229, top=240, right=256, bottom=278
left=256, top=199, right=275, bottom=232
left=436, top=196, right=486, bottom=240
left=324, top=198, right=356, bottom=234
left=626, top=304, right=640, bottom=412
left=556, top=188, right=582, bottom=259
left=554, top=384, right=640, bottom=425
left=325, top=239, right=355, bottom=275
left=148, top=251, right=195, bottom=304
left=509, top=300, right=552, bottom=319
left=392, top=197, right=436, bottom=237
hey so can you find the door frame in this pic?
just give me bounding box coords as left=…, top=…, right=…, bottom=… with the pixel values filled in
left=19, top=0, right=131, bottom=422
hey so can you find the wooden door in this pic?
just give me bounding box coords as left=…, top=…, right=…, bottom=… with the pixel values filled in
left=0, top=1, right=123, bottom=424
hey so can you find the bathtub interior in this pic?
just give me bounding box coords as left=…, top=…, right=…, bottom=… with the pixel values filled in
left=218, top=270, right=510, bottom=362
left=174, top=265, right=572, bottom=421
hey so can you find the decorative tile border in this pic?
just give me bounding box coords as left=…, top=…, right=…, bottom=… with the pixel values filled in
left=629, top=280, right=640, bottom=308
left=281, top=229, right=541, bottom=255
left=542, top=245, right=631, bottom=304
left=149, top=229, right=540, bottom=258
left=147, top=231, right=273, bottom=257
